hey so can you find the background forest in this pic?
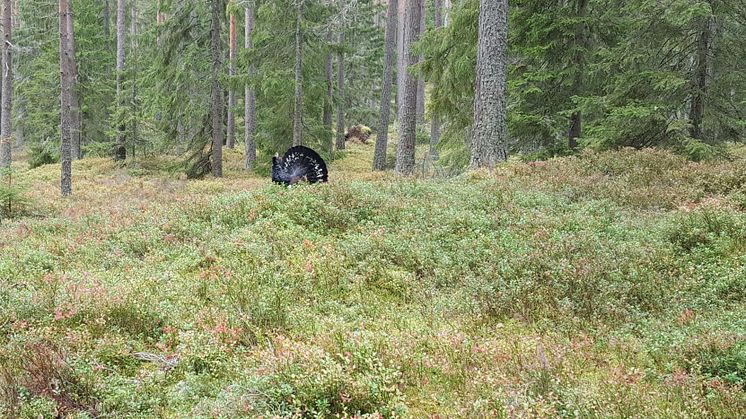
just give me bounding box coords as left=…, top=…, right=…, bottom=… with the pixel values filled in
left=1, top=0, right=745, bottom=417
left=3, top=0, right=744, bottom=180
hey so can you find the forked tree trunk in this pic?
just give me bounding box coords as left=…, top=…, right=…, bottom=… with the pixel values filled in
left=395, top=0, right=422, bottom=175
left=227, top=1, right=237, bottom=149
left=292, top=2, right=303, bottom=147
left=372, top=0, right=397, bottom=170
left=471, top=0, right=509, bottom=169
left=244, top=5, right=257, bottom=169
left=0, top=0, right=12, bottom=169
left=59, top=0, right=73, bottom=195
left=114, top=0, right=126, bottom=161
left=210, top=0, right=224, bottom=176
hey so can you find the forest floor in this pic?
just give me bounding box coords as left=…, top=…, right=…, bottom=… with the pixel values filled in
left=1, top=139, right=746, bottom=417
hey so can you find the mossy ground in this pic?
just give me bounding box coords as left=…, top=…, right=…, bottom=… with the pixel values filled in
left=1, top=139, right=745, bottom=417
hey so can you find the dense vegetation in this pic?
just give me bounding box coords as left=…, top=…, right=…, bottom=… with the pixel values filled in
left=1, top=143, right=746, bottom=416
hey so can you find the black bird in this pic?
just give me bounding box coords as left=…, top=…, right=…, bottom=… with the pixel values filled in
left=271, top=146, right=329, bottom=186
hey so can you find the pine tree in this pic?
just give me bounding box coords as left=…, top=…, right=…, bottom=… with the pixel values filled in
left=395, top=0, right=422, bottom=175
left=210, top=0, right=224, bottom=176
left=470, top=0, right=508, bottom=168
left=373, top=0, right=397, bottom=171
left=244, top=2, right=257, bottom=169
left=0, top=0, right=13, bottom=169
left=59, top=0, right=73, bottom=195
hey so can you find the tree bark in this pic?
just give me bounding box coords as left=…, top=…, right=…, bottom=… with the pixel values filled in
left=396, top=0, right=406, bottom=117
left=210, top=0, right=224, bottom=176
left=227, top=1, right=237, bottom=149
left=0, top=0, right=12, bottom=169
left=568, top=0, right=587, bottom=149
left=444, top=0, right=452, bottom=26
left=59, top=0, right=72, bottom=196
left=395, top=0, right=422, bottom=176
left=373, top=0, right=397, bottom=170
left=103, top=0, right=110, bottom=41
left=323, top=29, right=333, bottom=131
left=244, top=5, right=257, bottom=169
left=335, top=29, right=346, bottom=150
left=429, top=0, right=443, bottom=159
left=67, top=0, right=81, bottom=159
left=114, top=0, right=126, bottom=161
left=415, top=0, right=425, bottom=123
left=689, top=13, right=714, bottom=140
left=292, top=2, right=303, bottom=147
left=129, top=2, right=138, bottom=156
left=470, top=0, right=508, bottom=169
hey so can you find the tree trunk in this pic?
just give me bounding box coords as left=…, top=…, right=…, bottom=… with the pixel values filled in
left=429, top=0, right=443, bottom=159
left=292, top=2, right=303, bottom=147
left=470, top=0, right=508, bottom=169
left=335, top=29, right=346, bottom=151
left=373, top=0, right=397, bottom=170
left=444, top=0, right=452, bottom=26
left=323, top=29, right=333, bottom=131
left=210, top=0, right=224, bottom=176
left=226, top=1, right=237, bottom=149
left=0, top=0, right=12, bottom=169
left=244, top=5, right=257, bottom=169
left=103, top=0, right=110, bottom=41
left=689, top=13, right=714, bottom=140
left=568, top=0, right=587, bottom=149
left=68, top=0, right=81, bottom=159
left=395, top=0, right=422, bottom=176
left=59, top=0, right=72, bottom=196
left=396, top=0, right=406, bottom=117
left=114, top=0, right=126, bottom=161
left=130, top=2, right=138, bottom=156
left=415, top=0, right=425, bottom=123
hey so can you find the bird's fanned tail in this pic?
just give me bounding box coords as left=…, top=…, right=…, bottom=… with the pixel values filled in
left=272, top=146, right=328, bottom=185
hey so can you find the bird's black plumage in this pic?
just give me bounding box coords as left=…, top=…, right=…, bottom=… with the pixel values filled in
left=271, top=146, right=328, bottom=185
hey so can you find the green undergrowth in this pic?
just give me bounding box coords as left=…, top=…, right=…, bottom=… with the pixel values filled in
left=1, top=145, right=745, bottom=417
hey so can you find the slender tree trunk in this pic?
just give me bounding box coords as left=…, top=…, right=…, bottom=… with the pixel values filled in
left=471, top=0, right=508, bottom=169
left=244, top=5, right=257, bottom=169
left=227, top=1, right=237, bottom=149
left=15, top=102, right=24, bottom=148
left=568, top=0, right=587, bottom=149
left=415, top=0, right=425, bottom=123
left=373, top=0, right=397, bottom=170
left=59, top=0, right=72, bottom=195
left=0, top=0, right=12, bottom=169
left=689, top=13, right=714, bottom=140
left=335, top=29, right=346, bottom=150
left=130, top=2, right=138, bottom=155
left=429, top=0, right=443, bottom=159
left=292, top=2, right=303, bottom=147
left=395, top=0, right=422, bottom=175
left=210, top=0, right=224, bottom=176
left=323, top=29, right=333, bottom=131
left=68, top=0, right=81, bottom=159
left=444, top=0, right=452, bottom=26
left=396, top=0, right=407, bottom=119
left=114, top=0, right=126, bottom=161
left=103, top=0, right=110, bottom=41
